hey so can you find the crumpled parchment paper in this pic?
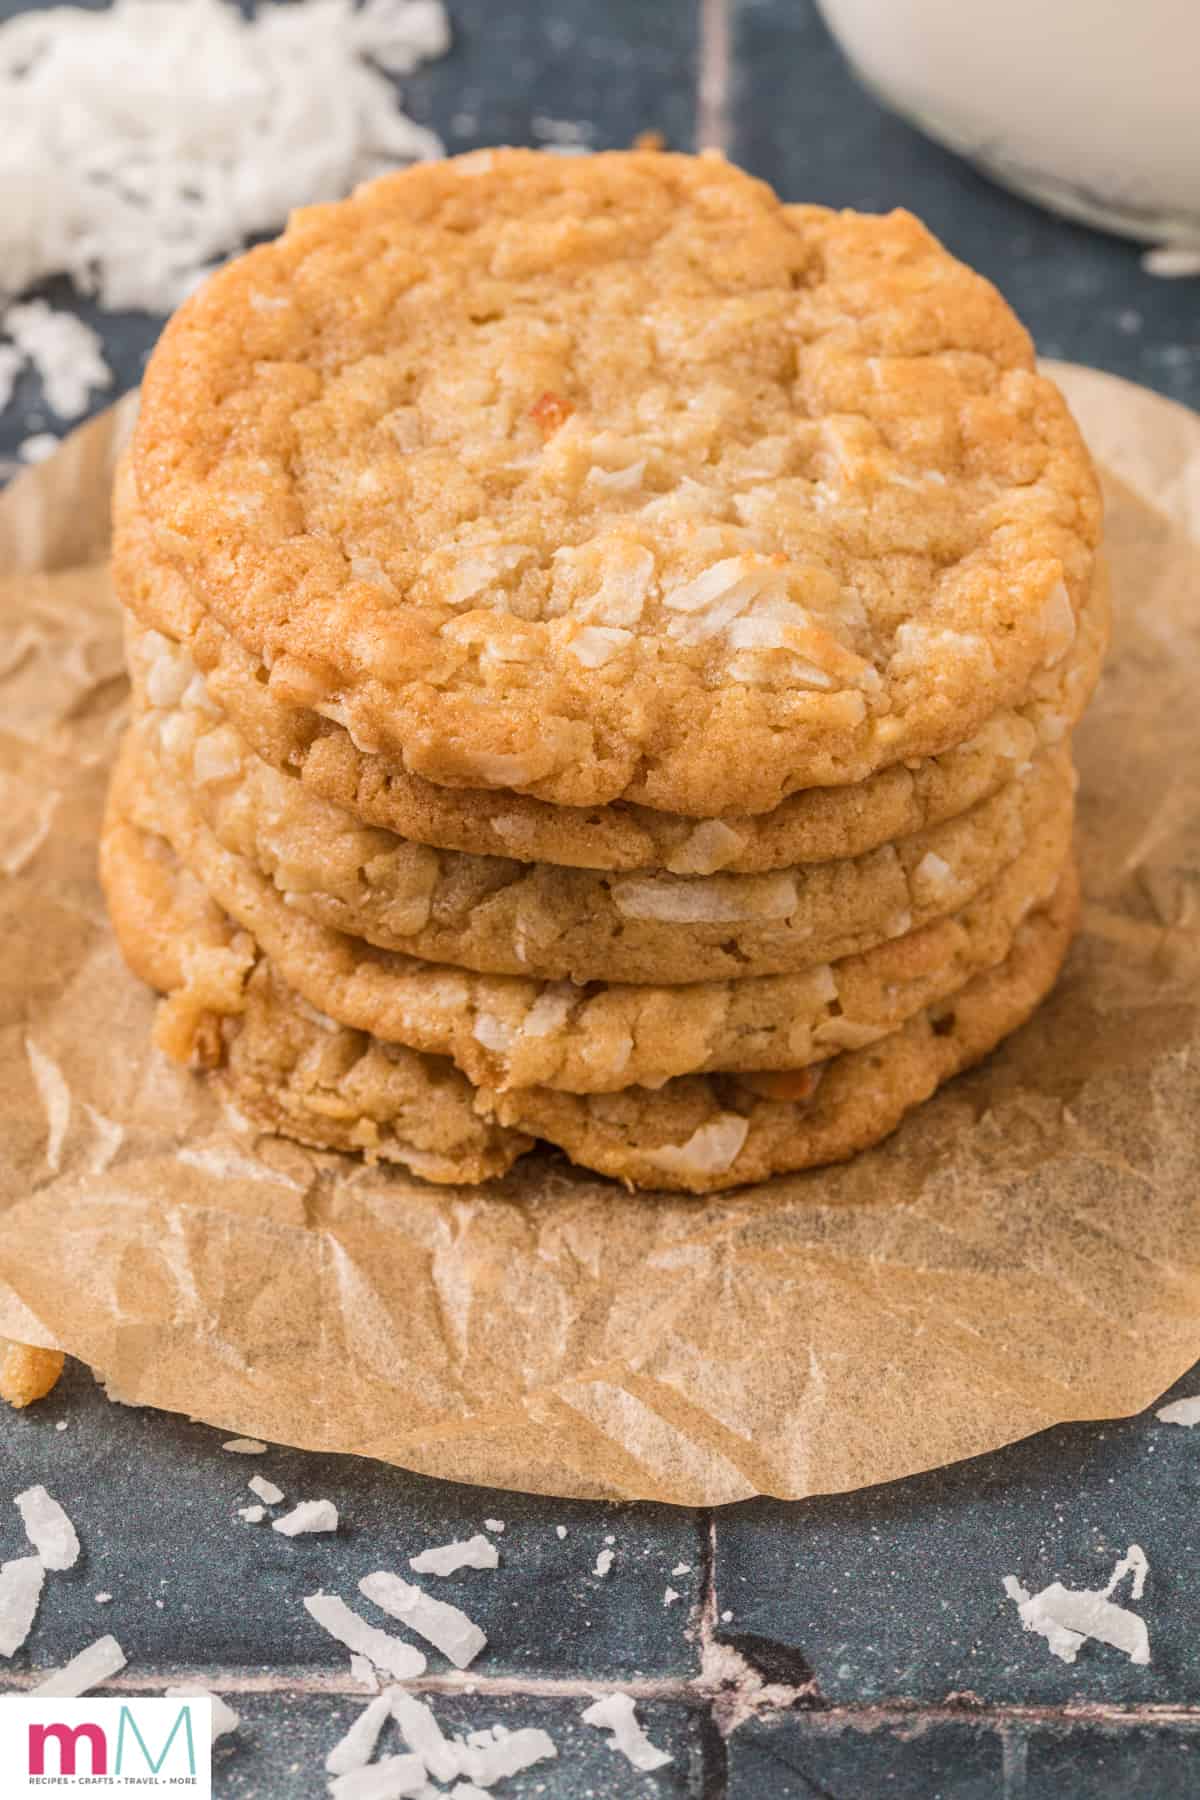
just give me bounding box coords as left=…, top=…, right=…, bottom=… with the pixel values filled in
left=0, top=364, right=1196, bottom=1507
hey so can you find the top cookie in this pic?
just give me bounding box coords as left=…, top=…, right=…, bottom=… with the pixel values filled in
left=133, top=149, right=1101, bottom=816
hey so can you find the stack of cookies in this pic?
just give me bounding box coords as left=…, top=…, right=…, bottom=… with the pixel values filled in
left=102, top=150, right=1106, bottom=1194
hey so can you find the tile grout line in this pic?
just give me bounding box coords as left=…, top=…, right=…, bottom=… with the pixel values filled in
left=696, top=0, right=732, bottom=153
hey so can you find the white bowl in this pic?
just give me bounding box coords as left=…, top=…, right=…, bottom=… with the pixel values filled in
left=817, top=0, right=1200, bottom=242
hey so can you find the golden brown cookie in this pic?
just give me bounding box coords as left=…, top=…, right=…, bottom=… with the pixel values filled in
left=109, top=723, right=1075, bottom=1094
left=116, top=471, right=1109, bottom=873
left=130, top=677, right=1074, bottom=983
left=132, top=149, right=1101, bottom=816
left=486, top=864, right=1080, bottom=1191
left=102, top=801, right=1078, bottom=1194
left=99, top=810, right=531, bottom=1185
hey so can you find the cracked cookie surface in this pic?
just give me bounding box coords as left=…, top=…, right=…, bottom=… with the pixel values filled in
left=131, top=149, right=1101, bottom=816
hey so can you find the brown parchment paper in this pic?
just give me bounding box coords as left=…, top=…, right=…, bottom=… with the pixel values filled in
left=0, top=364, right=1197, bottom=1508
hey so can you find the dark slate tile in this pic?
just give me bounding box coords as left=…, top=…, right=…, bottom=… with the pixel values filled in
left=729, top=0, right=1200, bottom=410
left=725, top=1716, right=1004, bottom=1800
left=208, top=1689, right=702, bottom=1800
left=403, top=0, right=698, bottom=159
left=1026, top=1724, right=1200, bottom=1800
left=714, top=1369, right=1200, bottom=1705
left=0, top=1359, right=705, bottom=1681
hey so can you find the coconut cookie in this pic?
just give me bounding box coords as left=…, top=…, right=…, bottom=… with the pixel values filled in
left=116, top=469, right=1109, bottom=873
left=99, top=813, right=532, bottom=1184
left=109, top=727, right=1075, bottom=1095
left=132, top=149, right=1101, bottom=816
left=120, top=693, right=1074, bottom=983
left=135, top=683, right=1076, bottom=984
left=485, top=866, right=1080, bottom=1192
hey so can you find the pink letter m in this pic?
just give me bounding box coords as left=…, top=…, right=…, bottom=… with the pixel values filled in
left=29, top=1721, right=108, bottom=1775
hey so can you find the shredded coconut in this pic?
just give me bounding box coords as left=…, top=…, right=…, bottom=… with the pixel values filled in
left=581, top=1692, right=672, bottom=1772
left=483, top=1519, right=505, bottom=1533
left=32, top=1633, right=127, bottom=1696
left=0, top=1555, right=46, bottom=1656
left=593, top=1549, right=614, bottom=1578
left=1, top=302, right=110, bottom=419
left=359, top=1571, right=486, bottom=1669
left=1003, top=1546, right=1151, bottom=1666
left=95, top=1592, right=113, bottom=1604
left=0, top=0, right=449, bottom=317
left=18, top=431, right=59, bottom=463
left=390, top=1691, right=461, bottom=1783
left=237, top=1504, right=267, bottom=1524
left=643, top=1115, right=749, bottom=1180
left=325, top=1690, right=395, bottom=1775
left=409, top=1533, right=499, bottom=1576
left=222, top=1438, right=268, bottom=1454
left=1156, top=1396, right=1200, bottom=1426
left=303, top=1592, right=427, bottom=1681
left=663, top=1586, right=681, bottom=1606
left=329, top=1754, right=428, bottom=1800
left=16, top=1485, right=80, bottom=1570
left=456, top=1726, right=557, bottom=1788
left=273, top=1499, right=338, bottom=1536
left=555, top=1526, right=568, bottom=1540
left=671, top=1563, right=691, bottom=1576
left=166, top=1685, right=240, bottom=1741
left=248, top=1475, right=284, bottom=1505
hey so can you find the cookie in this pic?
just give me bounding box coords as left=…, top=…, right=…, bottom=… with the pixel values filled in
left=132, top=148, right=1101, bottom=816
left=116, top=467, right=1109, bottom=873
left=109, top=726, right=1075, bottom=1094
left=99, top=811, right=531, bottom=1184
left=486, top=865, right=1080, bottom=1191
left=133, top=678, right=1074, bottom=983
left=103, top=801, right=1078, bottom=1194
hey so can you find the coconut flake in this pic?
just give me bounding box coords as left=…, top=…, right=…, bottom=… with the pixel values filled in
left=329, top=1754, right=428, bottom=1800
left=484, top=1519, right=505, bottom=1533
left=274, top=1500, right=338, bottom=1537
left=643, top=1114, right=749, bottom=1181
left=456, top=1727, right=557, bottom=1788
left=581, top=1692, right=672, bottom=1772
left=2, top=302, right=110, bottom=419
left=0, top=1555, right=46, bottom=1657
left=1003, top=1547, right=1151, bottom=1666
left=593, top=1549, right=614, bottom=1578
left=303, top=1593, right=427, bottom=1681
left=1142, top=244, right=1200, bottom=279
left=359, top=1571, right=486, bottom=1669
left=0, top=0, right=448, bottom=320
left=663, top=1586, right=681, bottom=1606
left=1157, top=1396, right=1200, bottom=1426
left=612, top=872, right=797, bottom=924
left=409, top=1533, right=499, bottom=1577
left=248, top=1475, right=284, bottom=1505
left=18, top=431, right=59, bottom=463
left=166, top=1685, right=240, bottom=1741
left=671, top=1562, right=691, bottom=1576
left=567, top=625, right=632, bottom=668
left=32, top=1633, right=127, bottom=1696
left=16, top=1485, right=80, bottom=1570
left=237, top=1504, right=266, bottom=1524
left=664, top=820, right=747, bottom=876
left=222, top=1437, right=268, bottom=1454
left=390, top=1691, right=461, bottom=1784
left=555, top=1526, right=568, bottom=1540
left=325, top=1689, right=395, bottom=1775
